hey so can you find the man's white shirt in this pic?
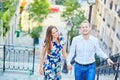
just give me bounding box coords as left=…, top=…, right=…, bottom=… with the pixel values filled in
left=67, top=35, right=108, bottom=65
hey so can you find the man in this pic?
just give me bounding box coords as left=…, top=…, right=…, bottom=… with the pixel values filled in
left=67, top=20, right=114, bottom=80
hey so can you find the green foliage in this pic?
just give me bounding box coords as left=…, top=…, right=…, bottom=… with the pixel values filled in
left=27, top=0, right=50, bottom=39
left=0, top=12, right=4, bottom=19
left=2, top=0, right=14, bottom=12
left=61, top=0, right=86, bottom=44
left=30, top=26, right=42, bottom=38
left=0, top=0, right=19, bottom=36
left=61, top=0, right=80, bottom=20
left=28, top=0, right=50, bottom=22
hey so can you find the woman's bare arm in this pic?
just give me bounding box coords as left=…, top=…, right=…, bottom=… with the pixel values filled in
left=62, top=45, right=67, bottom=59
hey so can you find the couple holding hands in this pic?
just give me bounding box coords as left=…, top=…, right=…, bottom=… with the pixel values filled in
left=39, top=20, right=114, bottom=80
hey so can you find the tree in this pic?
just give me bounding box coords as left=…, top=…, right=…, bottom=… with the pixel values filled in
left=62, top=0, right=80, bottom=20
left=28, top=0, right=50, bottom=23
left=61, top=0, right=86, bottom=44
left=0, top=0, right=18, bottom=36
left=27, top=0, right=50, bottom=45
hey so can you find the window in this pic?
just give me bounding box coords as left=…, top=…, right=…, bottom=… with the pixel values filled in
left=106, top=13, right=110, bottom=28
left=116, top=22, right=120, bottom=40
left=117, top=9, right=120, bottom=17
left=104, top=0, right=106, bottom=4
left=115, top=4, right=117, bottom=11
left=103, top=9, right=106, bottom=22
left=114, top=0, right=117, bottom=11
left=116, top=33, right=120, bottom=40
left=110, top=0, right=113, bottom=10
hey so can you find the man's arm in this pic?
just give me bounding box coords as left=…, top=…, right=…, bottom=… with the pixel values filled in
left=95, top=38, right=108, bottom=59
left=95, top=39, right=114, bottom=65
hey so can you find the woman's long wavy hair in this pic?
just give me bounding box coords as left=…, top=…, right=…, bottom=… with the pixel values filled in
left=45, top=25, right=60, bottom=54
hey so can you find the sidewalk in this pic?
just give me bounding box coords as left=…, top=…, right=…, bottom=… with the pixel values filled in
left=0, top=63, right=74, bottom=80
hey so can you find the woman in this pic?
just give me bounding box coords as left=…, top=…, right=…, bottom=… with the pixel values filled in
left=39, top=25, right=67, bottom=80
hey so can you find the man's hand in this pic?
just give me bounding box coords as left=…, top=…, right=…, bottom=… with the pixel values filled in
left=67, top=64, right=73, bottom=70
left=107, top=58, right=114, bottom=65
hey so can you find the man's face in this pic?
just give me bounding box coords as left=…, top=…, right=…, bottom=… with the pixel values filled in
left=80, top=23, right=91, bottom=35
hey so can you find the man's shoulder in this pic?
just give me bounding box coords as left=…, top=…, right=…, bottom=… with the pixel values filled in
left=73, top=35, right=82, bottom=40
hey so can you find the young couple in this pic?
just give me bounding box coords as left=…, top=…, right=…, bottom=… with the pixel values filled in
left=39, top=20, right=114, bottom=80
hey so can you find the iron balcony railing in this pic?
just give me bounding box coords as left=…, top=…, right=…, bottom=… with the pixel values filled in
left=0, top=44, right=38, bottom=74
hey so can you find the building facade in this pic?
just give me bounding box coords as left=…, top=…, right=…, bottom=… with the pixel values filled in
left=91, top=0, right=120, bottom=56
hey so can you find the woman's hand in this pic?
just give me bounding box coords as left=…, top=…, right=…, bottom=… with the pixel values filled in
left=39, top=66, right=44, bottom=75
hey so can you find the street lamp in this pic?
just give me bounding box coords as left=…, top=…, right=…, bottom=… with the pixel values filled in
left=78, top=0, right=96, bottom=23
left=66, top=20, right=72, bottom=52
left=88, top=0, right=96, bottom=23
left=62, top=20, right=72, bottom=74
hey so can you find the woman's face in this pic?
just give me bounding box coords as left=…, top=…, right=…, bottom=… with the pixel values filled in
left=51, top=28, right=59, bottom=39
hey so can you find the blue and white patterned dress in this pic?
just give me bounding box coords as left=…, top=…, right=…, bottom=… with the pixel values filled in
left=43, top=37, right=65, bottom=80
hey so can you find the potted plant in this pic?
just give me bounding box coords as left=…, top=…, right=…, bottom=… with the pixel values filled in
left=30, top=26, right=42, bottom=45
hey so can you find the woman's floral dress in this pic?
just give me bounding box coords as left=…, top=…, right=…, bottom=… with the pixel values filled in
left=43, top=37, right=65, bottom=80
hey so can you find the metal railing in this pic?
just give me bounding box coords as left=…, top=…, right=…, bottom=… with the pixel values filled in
left=96, top=63, right=120, bottom=80
left=96, top=54, right=120, bottom=80
left=0, top=44, right=37, bottom=74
